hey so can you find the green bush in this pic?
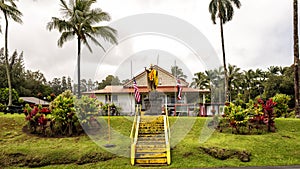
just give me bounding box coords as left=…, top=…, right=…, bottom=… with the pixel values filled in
left=49, top=90, right=81, bottom=136
left=272, top=94, right=291, bottom=117
left=0, top=103, right=6, bottom=112
left=75, top=95, right=101, bottom=130
left=220, top=96, right=277, bottom=134
left=100, top=103, right=121, bottom=116
left=0, top=88, right=19, bottom=104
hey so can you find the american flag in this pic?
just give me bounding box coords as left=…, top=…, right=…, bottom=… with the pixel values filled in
left=133, top=79, right=140, bottom=103
left=177, top=79, right=182, bottom=100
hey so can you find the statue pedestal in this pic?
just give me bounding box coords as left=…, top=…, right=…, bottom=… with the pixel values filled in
left=144, top=91, right=163, bottom=116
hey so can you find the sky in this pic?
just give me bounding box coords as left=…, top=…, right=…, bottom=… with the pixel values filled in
left=0, top=0, right=297, bottom=83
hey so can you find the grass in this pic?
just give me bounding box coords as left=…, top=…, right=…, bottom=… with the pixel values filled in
left=0, top=112, right=300, bottom=168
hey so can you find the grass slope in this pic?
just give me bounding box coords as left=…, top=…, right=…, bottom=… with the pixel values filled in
left=0, top=113, right=299, bottom=168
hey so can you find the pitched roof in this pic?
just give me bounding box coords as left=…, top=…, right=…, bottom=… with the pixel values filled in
left=20, top=97, right=50, bottom=105
left=123, top=64, right=189, bottom=87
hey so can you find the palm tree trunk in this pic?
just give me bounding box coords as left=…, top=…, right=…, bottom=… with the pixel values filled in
left=293, top=0, right=300, bottom=116
left=4, top=11, right=12, bottom=106
left=220, top=17, right=228, bottom=102
left=77, top=37, right=81, bottom=98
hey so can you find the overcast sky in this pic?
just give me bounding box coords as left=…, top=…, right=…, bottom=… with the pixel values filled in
left=0, top=0, right=297, bottom=82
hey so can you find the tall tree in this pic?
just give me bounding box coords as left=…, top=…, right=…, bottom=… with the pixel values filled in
left=97, top=75, right=121, bottom=89
left=47, top=0, right=118, bottom=98
left=171, top=65, right=187, bottom=80
left=0, top=0, right=22, bottom=106
left=227, top=64, right=241, bottom=101
left=190, top=72, right=209, bottom=90
left=209, top=0, right=241, bottom=102
left=293, top=0, right=300, bottom=116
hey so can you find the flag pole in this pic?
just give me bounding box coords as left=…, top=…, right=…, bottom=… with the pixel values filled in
left=131, top=60, right=133, bottom=115
left=104, top=105, right=116, bottom=148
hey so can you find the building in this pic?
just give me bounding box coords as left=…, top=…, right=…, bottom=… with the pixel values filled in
left=20, top=97, right=50, bottom=106
left=85, top=65, right=211, bottom=115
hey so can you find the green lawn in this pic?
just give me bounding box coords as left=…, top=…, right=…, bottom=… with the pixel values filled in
left=0, top=112, right=300, bottom=168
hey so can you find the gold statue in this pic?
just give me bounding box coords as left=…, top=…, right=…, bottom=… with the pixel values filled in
left=145, top=64, right=158, bottom=91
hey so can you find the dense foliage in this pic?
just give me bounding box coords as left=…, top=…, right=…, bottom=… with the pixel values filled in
left=192, top=65, right=295, bottom=109
left=218, top=95, right=281, bottom=134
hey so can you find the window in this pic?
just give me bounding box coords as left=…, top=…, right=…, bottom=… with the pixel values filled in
left=112, top=95, right=118, bottom=102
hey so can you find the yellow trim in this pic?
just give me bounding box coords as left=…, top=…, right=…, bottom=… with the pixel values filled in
left=130, top=104, right=141, bottom=166
left=164, top=115, right=171, bottom=165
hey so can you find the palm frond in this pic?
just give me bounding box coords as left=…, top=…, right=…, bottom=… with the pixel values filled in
left=209, top=0, right=218, bottom=24
left=81, top=36, right=93, bottom=52
left=92, top=26, right=118, bottom=45
left=5, top=5, right=22, bottom=23
left=47, top=17, right=75, bottom=32
left=85, top=32, right=105, bottom=52
left=57, top=31, right=75, bottom=47
left=60, top=0, right=73, bottom=18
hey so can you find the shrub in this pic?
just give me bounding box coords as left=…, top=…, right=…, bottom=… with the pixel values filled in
left=49, top=90, right=81, bottom=136
left=220, top=97, right=277, bottom=134
left=24, top=104, right=49, bottom=134
left=75, top=95, right=101, bottom=130
left=0, top=88, right=19, bottom=104
left=272, top=94, right=291, bottom=117
left=0, top=103, right=6, bottom=112
left=100, top=103, right=121, bottom=116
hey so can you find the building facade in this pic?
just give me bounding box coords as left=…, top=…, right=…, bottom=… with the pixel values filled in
left=85, top=65, right=211, bottom=115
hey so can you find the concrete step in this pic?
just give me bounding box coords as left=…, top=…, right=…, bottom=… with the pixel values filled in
left=136, top=147, right=166, bottom=153
left=138, top=130, right=165, bottom=134
left=136, top=152, right=167, bottom=158
left=139, top=124, right=164, bottom=128
left=136, top=144, right=166, bottom=149
left=135, top=158, right=167, bottom=165
left=138, top=133, right=165, bottom=139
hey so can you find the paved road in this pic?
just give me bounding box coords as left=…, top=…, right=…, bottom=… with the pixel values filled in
left=197, top=166, right=300, bottom=169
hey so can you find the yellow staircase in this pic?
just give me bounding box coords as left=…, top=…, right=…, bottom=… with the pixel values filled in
left=131, top=115, right=171, bottom=166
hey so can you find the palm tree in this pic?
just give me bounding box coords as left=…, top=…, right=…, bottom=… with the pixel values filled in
left=267, top=66, right=280, bottom=76
left=227, top=64, right=241, bottom=101
left=209, top=0, right=241, bottom=102
left=190, top=72, right=209, bottom=90
left=47, top=0, right=118, bottom=97
left=0, top=0, right=22, bottom=106
left=293, top=0, right=299, bottom=116
left=242, top=70, right=255, bottom=101
left=171, top=65, right=187, bottom=80
left=205, top=67, right=225, bottom=103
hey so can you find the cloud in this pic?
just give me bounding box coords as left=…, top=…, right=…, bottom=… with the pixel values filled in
left=0, top=0, right=296, bottom=82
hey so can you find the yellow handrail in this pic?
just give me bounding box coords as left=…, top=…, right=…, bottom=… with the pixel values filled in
left=164, top=115, right=171, bottom=165
left=130, top=104, right=141, bottom=165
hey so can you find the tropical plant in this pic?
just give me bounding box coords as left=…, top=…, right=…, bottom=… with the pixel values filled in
left=24, top=104, right=49, bottom=134
left=190, top=72, right=209, bottom=90
left=49, top=90, right=80, bottom=136
left=272, top=94, right=291, bottom=118
left=47, top=0, right=118, bottom=98
left=0, top=0, right=22, bottom=106
left=227, top=64, right=241, bottom=101
left=205, top=67, right=225, bottom=103
left=220, top=96, right=278, bottom=134
left=75, top=95, right=101, bottom=130
left=209, top=0, right=241, bottom=101
left=100, top=102, right=121, bottom=116
left=0, top=87, right=18, bottom=104
left=171, top=65, right=187, bottom=80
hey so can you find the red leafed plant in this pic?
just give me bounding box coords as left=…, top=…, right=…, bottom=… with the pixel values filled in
left=24, top=104, right=50, bottom=134
left=261, top=98, right=277, bottom=132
